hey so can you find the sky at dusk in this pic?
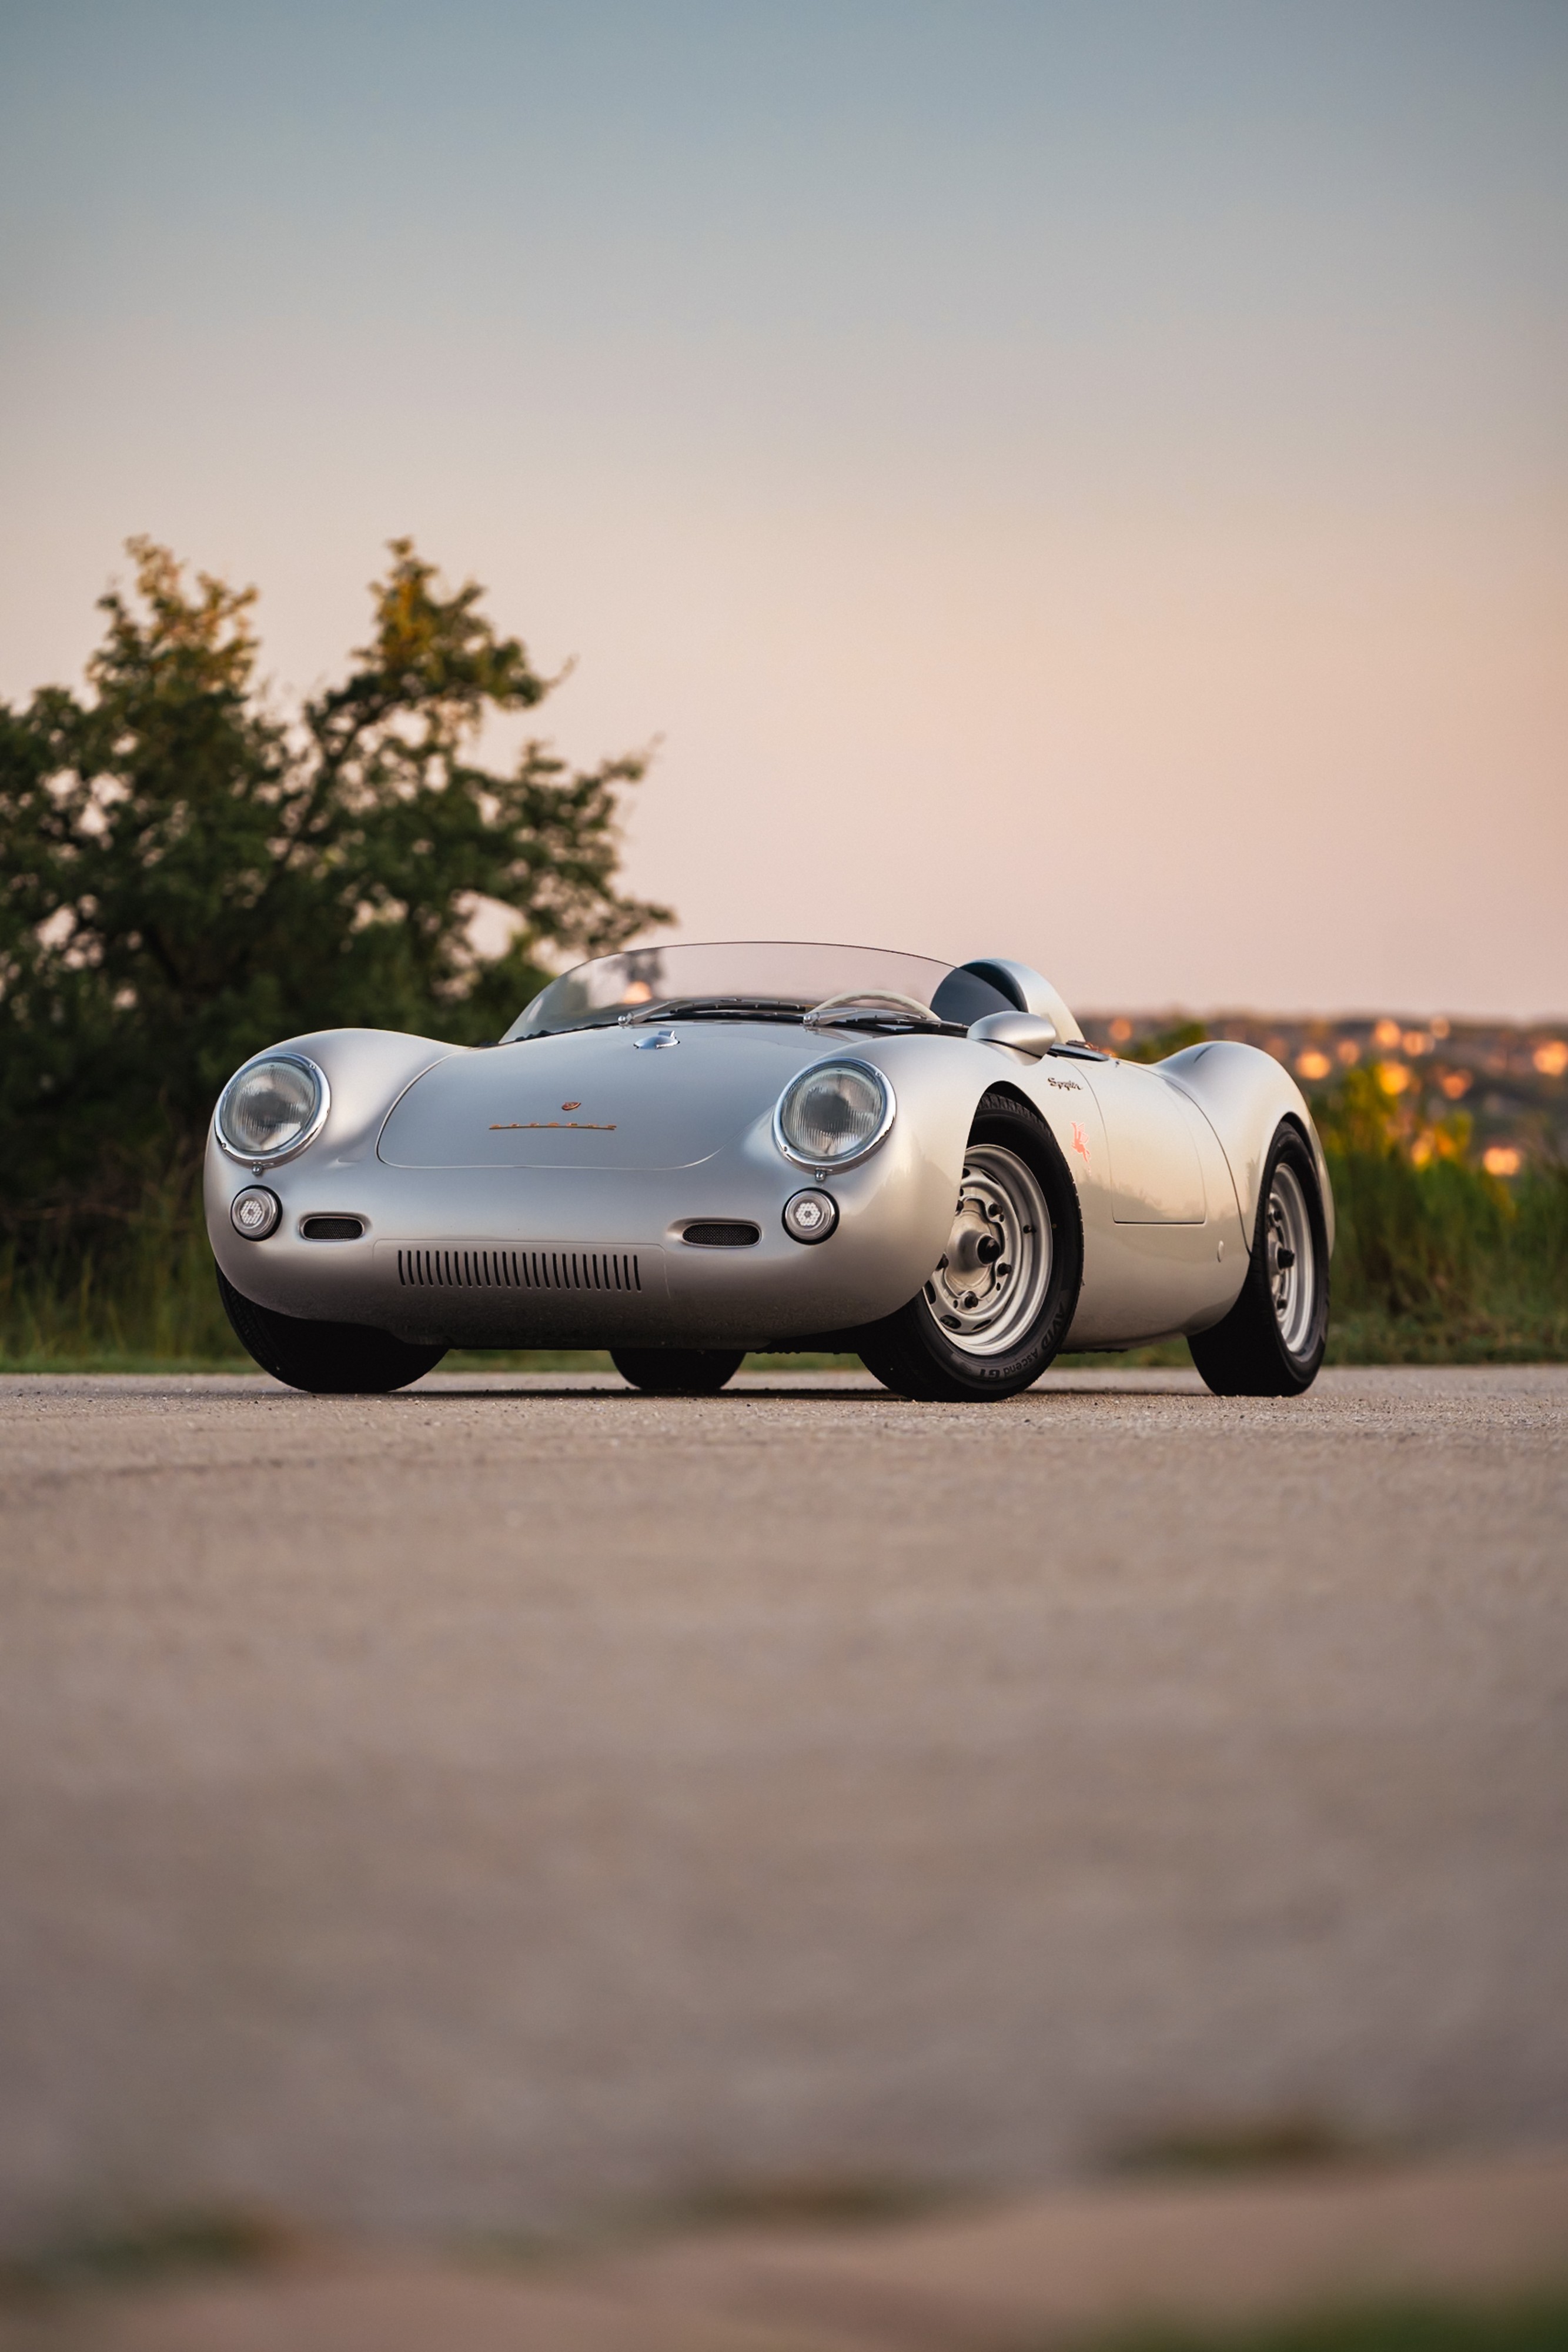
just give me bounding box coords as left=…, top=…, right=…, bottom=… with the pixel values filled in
left=1, top=0, right=1564, bottom=1016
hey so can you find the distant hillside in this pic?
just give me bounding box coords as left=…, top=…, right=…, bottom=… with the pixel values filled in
left=1078, top=1013, right=1568, bottom=1171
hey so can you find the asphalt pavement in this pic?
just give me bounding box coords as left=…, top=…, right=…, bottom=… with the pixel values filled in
left=1, top=1365, right=1564, bottom=2253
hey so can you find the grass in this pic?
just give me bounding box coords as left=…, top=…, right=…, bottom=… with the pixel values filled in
left=6, top=2207, right=1563, bottom=2352
left=1316, top=1148, right=1568, bottom=1364
left=4, top=1127, right=1566, bottom=1374
left=0, top=1170, right=238, bottom=1369
left=0, top=2207, right=290, bottom=2300
left=1109, top=2113, right=1373, bottom=2175
left=1091, top=2297, right=1568, bottom=2352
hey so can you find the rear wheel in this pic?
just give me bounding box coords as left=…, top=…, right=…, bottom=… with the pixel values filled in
left=857, top=1092, right=1083, bottom=1401
left=218, top=1267, right=446, bottom=1395
left=611, top=1347, right=746, bottom=1395
left=1188, top=1124, right=1329, bottom=1396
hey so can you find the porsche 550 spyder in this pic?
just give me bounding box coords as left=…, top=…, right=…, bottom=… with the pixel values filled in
left=206, top=939, right=1332, bottom=1400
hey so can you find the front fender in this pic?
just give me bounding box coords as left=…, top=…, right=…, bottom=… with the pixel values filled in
left=204, top=1025, right=459, bottom=1260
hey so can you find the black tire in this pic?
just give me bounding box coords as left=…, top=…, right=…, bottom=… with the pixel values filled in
left=857, top=1091, right=1084, bottom=1401
left=1188, top=1122, right=1329, bottom=1397
left=217, top=1266, right=447, bottom=1395
left=611, top=1347, right=746, bottom=1396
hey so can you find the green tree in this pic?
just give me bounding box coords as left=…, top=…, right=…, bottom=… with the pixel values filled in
left=0, top=539, right=670, bottom=1227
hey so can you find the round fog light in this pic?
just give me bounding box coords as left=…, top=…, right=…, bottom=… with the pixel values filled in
left=783, top=1188, right=838, bottom=1245
left=231, top=1186, right=281, bottom=1240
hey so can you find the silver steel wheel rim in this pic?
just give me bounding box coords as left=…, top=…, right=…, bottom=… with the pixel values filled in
left=921, top=1143, right=1052, bottom=1358
left=1266, top=1161, right=1316, bottom=1356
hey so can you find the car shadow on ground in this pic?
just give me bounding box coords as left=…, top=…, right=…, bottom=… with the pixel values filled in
left=399, top=1378, right=1212, bottom=1403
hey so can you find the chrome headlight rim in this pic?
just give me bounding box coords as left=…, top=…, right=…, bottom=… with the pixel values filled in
left=215, top=1053, right=331, bottom=1167
left=773, top=1057, right=896, bottom=1171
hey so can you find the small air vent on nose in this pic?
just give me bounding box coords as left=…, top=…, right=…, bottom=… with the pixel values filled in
left=681, top=1221, right=761, bottom=1248
left=301, top=1215, right=365, bottom=1240
left=396, top=1246, right=641, bottom=1292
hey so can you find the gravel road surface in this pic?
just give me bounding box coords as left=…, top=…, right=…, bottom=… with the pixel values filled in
left=1, top=1366, right=1564, bottom=2249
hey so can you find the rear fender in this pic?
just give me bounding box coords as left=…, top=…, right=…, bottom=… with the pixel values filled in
left=1158, top=1042, right=1335, bottom=1253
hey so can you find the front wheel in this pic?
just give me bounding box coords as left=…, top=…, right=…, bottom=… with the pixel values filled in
left=611, top=1348, right=746, bottom=1395
left=1188, top=1124, right=1329, bottom=1396
left=218, top=1267, right=446, bottom=1394
left=857, top=1092, right=1084, bottom=1401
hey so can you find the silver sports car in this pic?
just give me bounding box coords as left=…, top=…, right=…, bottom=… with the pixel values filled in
left=206, top=939, right=1332, bottom=1399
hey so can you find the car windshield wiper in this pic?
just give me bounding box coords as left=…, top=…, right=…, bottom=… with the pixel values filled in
left=807, top=1008, right=969, bottom=1036
left=617, top=995, right=970, bottom=1036
left=515, top=993, right=972, bottom=1041
left=618, top=996, right=813, bottom=1025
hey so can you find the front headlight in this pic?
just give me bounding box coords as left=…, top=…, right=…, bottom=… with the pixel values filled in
left=775, top=1059, right=894, bottom=1167
left=216, top=1054, right=329, bottom=1162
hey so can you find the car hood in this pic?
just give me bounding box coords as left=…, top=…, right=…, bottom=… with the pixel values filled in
left=377, top=1022, right=830, bottom=1171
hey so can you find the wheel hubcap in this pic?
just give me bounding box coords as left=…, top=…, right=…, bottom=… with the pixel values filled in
left=1265, top=1162, right=1316, bottom=1355
left=922, top=1144, right=1052, bottom=1357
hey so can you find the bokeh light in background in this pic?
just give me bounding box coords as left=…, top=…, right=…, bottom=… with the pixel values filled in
left=1, top=0, right=1563, bottom=1015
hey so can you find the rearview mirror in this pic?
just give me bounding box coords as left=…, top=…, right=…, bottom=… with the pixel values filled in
left=967, top=1011, right=1058, bottom=1058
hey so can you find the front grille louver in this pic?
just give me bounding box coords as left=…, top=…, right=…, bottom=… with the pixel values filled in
left=396, top=1247, right=642, bottom=1293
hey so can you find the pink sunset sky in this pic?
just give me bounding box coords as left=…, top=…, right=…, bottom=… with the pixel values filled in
left=1, top=1, right=1563, bottom=1017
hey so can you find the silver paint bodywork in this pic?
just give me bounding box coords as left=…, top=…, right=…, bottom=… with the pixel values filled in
left=205, top=954, right=1333, bottom=1354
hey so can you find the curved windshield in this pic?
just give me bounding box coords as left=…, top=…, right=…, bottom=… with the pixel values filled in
left=503, top=941, right=1014, bottom=1039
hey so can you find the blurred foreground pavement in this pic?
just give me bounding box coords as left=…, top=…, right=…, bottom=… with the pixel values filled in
left=0, top=1368, right=1564, bottom=2281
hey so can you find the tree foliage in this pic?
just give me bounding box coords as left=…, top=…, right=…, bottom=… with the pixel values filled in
left=0, top=539, right=670, bottom=1224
